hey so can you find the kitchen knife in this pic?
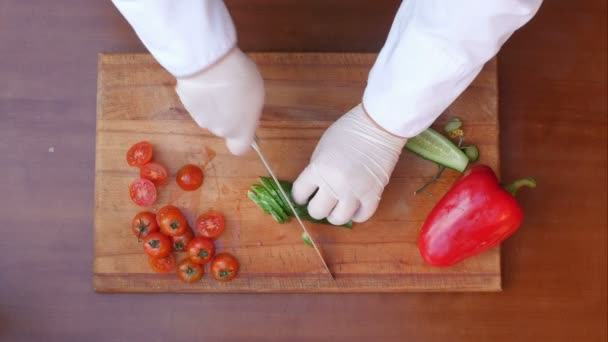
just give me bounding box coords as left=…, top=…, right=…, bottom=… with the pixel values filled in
left=251, top=137, right=335, bottom=280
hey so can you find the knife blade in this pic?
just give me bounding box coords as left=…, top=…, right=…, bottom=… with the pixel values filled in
left=251, top=137, right=335, bottom=280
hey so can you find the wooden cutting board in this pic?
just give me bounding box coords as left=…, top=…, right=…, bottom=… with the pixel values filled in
left=94, top=53, right=500, bottom=293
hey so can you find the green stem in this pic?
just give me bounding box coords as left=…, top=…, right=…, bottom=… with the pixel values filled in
left=415, top=165, right=446, bottom=194
left=502, top=177, right=537, bottom=196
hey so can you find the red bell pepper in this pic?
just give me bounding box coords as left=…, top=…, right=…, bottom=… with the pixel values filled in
left=419, top=164, right=536, bottom=267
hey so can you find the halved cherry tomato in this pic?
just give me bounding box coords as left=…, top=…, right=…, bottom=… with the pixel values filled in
left=195, top=210, right=225, bottom=239
left=142, top=232, right=171, bottom=258
left=187, top=237, right=215, bottom=265
left=156, top=205, right=188, bottom=236
left=210, top=253, right=239, bottom=282
left=140, top=162, right=169, bottom=186
left=176, top=164, right=204, bottom=191
left=171, top=228, right=194, bottom=252
left=131, top=211, right=159, bottom=241
left=177, top=258, right=203, bottom=283
left=129, top=178, right=157, bottom=207
left=127, top=141, right=153, bottom=167
left=148, top=254, right=175, bottom=273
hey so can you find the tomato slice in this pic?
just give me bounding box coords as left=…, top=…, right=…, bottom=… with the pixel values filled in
left=148, top=254, right=175, bottom=273
left=177, top=258, right=204, bottom=283
left=129, top=178, right=157, bottom=207
left=127, top=141, right=153, bottom=167
left=210, top=253, right=239, bottom=282
left=140, top=162, right=169, bottom=186
left=176, top=164, right=204, bottom=191
left=195, top=210, right=225, bottom=239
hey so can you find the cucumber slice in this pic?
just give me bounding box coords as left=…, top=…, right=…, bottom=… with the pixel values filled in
left=247, top=190, right=270, bottom=214
left=249, top=179, right=354, bottom=228
left=404, top=128, right=469, bottom=172
left=301, top=232, right=313, bottom=247
left=260, top=177, right=292, bottom=215
left=251, top=185, right=288, bottom=222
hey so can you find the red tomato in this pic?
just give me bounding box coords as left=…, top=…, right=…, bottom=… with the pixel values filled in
left=210, top=253, right=239, bottom=282
left=177, top=258, right=204, bottom=283
left=148, top=254, right=175, bottom=273
left=176, top=164, right=204, bottom=191
left=126, top=141, right=153, bottom=167
left=131, top=211, right=159, bottom=241
left=142, top=232, right=171, bottom=258
left=129, top=178, right=157, bottom=207
left=171, top=228, right=194, bottom=252
left=187, top=237, right=215, bottom=265
left=156, top=205, right=188, bottom=236
left=140, top=162, right=169, bottom=186
left=195, top=210, right=225, bottom=239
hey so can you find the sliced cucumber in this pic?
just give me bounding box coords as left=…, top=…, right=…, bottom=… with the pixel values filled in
left=251, top=185, right=289, bottom=222
left=247, top=190, right=270, bottom=214
left=301, top=232, right=313, bottom=247
left=405, top=128, right=469, bottom=172
left=249, top=179, right=354, bottom=227
left=259, top=177, right=292, bottom=215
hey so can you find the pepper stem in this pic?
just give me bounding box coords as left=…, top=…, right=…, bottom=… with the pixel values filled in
left=502, top=177, right=537, bottom=196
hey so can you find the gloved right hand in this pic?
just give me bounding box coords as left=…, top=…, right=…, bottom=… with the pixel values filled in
left=176, top=48, right=264, bottom=155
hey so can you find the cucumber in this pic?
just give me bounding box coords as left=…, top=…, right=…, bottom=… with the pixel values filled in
left=301, top=232, right=313, bottom=247
left=249, top=179, right=354, bottom=230
left=247, top=190, right=270, bottom=214
left=404, top=128, right=469, bottom=172
left=259, top=177, right=292, bottom=215
left=251, top=185, right=289, bottom=222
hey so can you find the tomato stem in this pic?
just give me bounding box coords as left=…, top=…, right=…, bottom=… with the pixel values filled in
left=502, top=177, right=537, bottom=196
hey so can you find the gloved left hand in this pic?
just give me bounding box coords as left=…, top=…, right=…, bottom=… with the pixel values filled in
left=292, top=104, right=408, bottom=225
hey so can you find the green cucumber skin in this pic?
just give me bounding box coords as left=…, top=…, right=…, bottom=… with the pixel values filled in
left=404, top=128, right=469, bottom=172
left=250, top=179, right=353, bottom=229
left=250, top=185, right=288, bottom=222
left=301, top=232, right=313, bottom=247
left=247, top=190, right=270, bottom=214
left=259, top=177, right=292, bottom=215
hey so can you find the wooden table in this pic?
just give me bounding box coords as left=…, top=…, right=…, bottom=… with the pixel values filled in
left=1, top=1, right=605, bottom=341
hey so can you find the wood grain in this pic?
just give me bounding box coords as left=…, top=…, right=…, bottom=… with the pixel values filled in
left=94, top=53, right=500, bottom=292
left=0, top=0, right=605, bottom=340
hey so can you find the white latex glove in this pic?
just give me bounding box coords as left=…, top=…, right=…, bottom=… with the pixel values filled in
left=175, top=48, right=264, bottom=155
left=292, top=104, right=408, bottom=225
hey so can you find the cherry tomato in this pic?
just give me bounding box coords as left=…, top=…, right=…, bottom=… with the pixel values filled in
left=187, top=237, right=215, bottom=265
left=177, top=258, right=204, bottom=283
left=195, top=210, right=225, bottom=239
left=140, top=162, right=169, bottom=186
left=142, top=232, right=171, bottom=258
left=127, top=141, right=153, bottom=167
left=171, top=228, right=194, bottom=252
left=131, top=211, right=159, bottom=241
left=210, top=253, right=239, bottom=282
left=148, top=254, right=175, bottom=273
left=129, top=178, right=157, bottom=207
left=176, top=164, right=204, bottom=191
left=156, top=205, right=188, bottom=236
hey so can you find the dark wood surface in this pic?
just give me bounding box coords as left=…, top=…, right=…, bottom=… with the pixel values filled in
left=0, top=0, right=605, bottom=340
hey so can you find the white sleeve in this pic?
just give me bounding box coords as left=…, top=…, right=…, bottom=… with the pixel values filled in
left=111, top=0, right=236, bottom=78
left=363, top=0, right=542, bottom=138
